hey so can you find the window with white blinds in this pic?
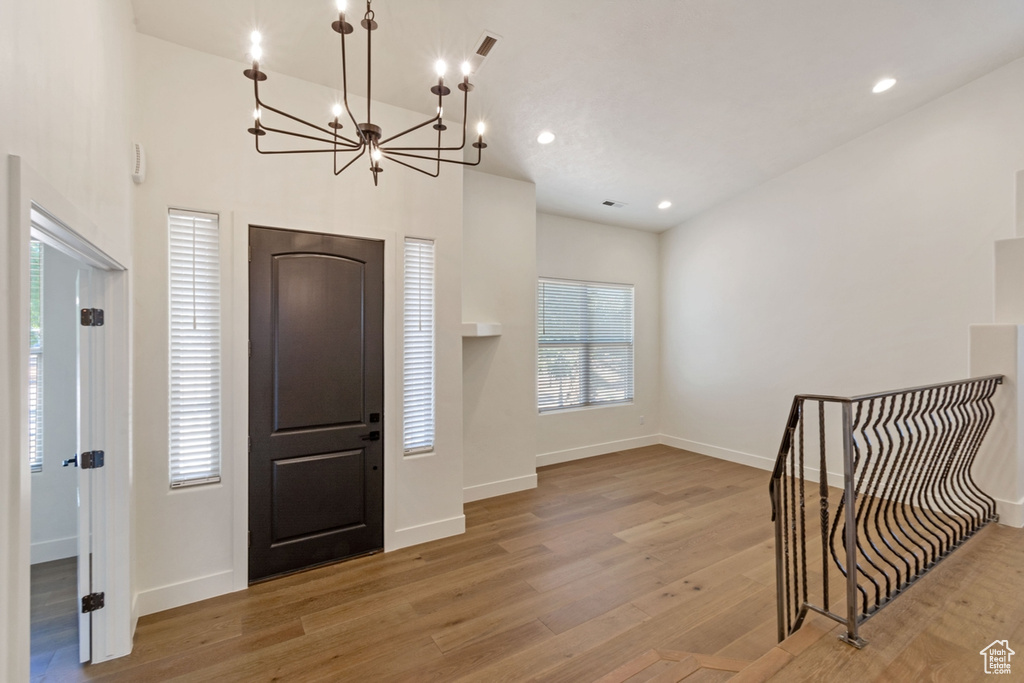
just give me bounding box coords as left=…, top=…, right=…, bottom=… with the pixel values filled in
left=537, top=278, right=634, bottom=412
left=29, top=240, right=43, bottom=473
left=169, top=209, right=222, bottom=487
left=403, top=238, right=435, bottom=454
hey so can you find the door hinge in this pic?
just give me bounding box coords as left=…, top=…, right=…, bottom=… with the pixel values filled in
left=82, top=592, right=105, bottom=613
left=80, top=450, right=105, bottom=469
left=248, top=436, right=251, bottom=454
left=248, top=530, right=251, bottom=547
left=80, top=308, right=105, bottom=327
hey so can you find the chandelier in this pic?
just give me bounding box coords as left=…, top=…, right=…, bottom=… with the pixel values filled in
left=244, top=0, right=487, bottom=186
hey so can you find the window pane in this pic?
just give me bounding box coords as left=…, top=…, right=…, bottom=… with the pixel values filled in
left=403, top=238, right=435, bottom=454
left=29, top=240, right=43, bottom=473
left=169, top=209, right=221, bottom=487
left=538, top=344, right=584, bottom=412
left=537, top=278, right=634, bottom=412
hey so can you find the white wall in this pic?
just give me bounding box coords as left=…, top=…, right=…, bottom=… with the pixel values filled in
left=31, top=245, right=79, bottom=564
left=536, top=213, right=661, bottom=464
left=132, top=35, right=466, bottom=615
left=1, top=0, right=135, bottom=678
left=462, top=171, right=538, bottom=501
left=660, top=55, right=1024, bottom=472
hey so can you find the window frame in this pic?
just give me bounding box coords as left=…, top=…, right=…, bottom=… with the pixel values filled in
left=537, top=276, right=635, bottom=413
left=168, top=208, right=223, bottom=488
left=403, top=237, right=436, bottom=456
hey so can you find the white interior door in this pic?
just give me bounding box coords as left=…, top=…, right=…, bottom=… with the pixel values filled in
left=75, top=264, right=104, bottom=664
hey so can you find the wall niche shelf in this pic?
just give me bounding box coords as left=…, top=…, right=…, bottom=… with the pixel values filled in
left=462, top=322, right=502, bottom=338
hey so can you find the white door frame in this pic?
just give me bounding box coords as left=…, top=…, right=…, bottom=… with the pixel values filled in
left=4, top=156, right=133, bottom=679
left=229, top=211, right=399, bottom=589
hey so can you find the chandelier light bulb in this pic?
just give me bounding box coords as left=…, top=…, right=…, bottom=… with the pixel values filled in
left=371, top=148, right=382, bottom=162
left=335, top=0, right=347, bottom=13
left=434, top=60, right=447, bottom=78
left=461, top=61, right=472, bottom=76
left=253, top=108, right=262, bottom=120
left=332, top=103, right=343, bottom=118
left=477, top=121, right=486, bottom=136
left=250, top=43, right=263, bottom=62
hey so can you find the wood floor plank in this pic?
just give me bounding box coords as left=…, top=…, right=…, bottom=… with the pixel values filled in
left=766, top=522, right=1024, bottom=682
left=46, top=445, right=1015, bottom=682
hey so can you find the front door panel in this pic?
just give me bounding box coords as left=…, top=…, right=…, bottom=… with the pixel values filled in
left=249, top=226, right=384, bottom=582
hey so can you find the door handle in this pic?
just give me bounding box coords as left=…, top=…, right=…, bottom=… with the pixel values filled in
left=361, top=431, right=381, bottom=442
left=63, top=455, right=78, bottom=468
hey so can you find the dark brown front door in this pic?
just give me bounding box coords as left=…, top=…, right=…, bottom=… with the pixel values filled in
left=248, top=225, right=384, bottom=582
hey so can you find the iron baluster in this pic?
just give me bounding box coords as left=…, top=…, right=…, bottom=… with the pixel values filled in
left=768, top=375, right=1003, bottom=648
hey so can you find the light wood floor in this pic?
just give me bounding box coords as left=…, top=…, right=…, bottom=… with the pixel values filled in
left=766, top=521, right=1024, bottom=682
left=66, top=445, right=781, bottom=682
left=31, top=556, right=81, bottom=681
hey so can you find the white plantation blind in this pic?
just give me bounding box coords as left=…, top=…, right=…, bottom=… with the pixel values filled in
left=169, top=209, right=222, bottom=487
left=537, top=278, right=634, bottom=412
left=403, top=238, right=435, bottom=454
left=29, top=240, right=43, bottom=473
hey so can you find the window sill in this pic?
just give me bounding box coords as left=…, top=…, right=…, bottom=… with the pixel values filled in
left=539, top=401, right=634, bottom=416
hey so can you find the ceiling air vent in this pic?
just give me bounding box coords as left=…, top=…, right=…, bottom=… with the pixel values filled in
left=468, top=31, right=501, bottom=73
left=476, top=34, right=498, bottom=57
left=602, top=200, right=627, bottom=208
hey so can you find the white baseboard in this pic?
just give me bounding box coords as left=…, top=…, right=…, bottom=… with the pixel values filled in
left=537, top=435, right=661, bottom=468
left=135, top=570, right=237, bottom=617
left=464, top=473, right=537, bottom=503
left=31, top=536, right=77, bottom=565
left=389, top=514, right=466, bottom=551
left=659, top=434, right=776, bottom=472
left=131, top=593, right=139, bottom=640
left=996, top=495, right=1024, bottom=528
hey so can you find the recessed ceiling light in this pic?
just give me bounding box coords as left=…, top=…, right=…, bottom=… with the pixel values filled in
left=537, top=131, right=555, bottom=144
left=658, top=201, right=672, bottom=210
left=872, top=77, right=896, bottom=94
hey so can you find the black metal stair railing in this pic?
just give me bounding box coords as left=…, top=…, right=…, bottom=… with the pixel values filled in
left=769, top=375, right=1003, bottom=648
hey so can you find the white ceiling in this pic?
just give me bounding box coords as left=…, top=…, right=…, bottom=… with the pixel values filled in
left=131, top=0, right=1024, bottom=232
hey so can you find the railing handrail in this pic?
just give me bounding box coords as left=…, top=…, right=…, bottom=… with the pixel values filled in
left=770, top=374, right=1005, bottom=488
left=769, top=374, right=1003, bottom=648
left=789, top=373, right=1004, bottom=406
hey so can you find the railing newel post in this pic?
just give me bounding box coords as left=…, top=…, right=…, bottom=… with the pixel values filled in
left=773, top=479, right=785, bottom=643
left=839, top=401, right=867, bottom=648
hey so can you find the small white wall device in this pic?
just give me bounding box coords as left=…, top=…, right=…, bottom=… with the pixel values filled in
left=132, top=142, right=146, bottom=184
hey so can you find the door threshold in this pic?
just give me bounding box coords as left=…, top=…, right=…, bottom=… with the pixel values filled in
left=248, top=547, right=384, bottom=586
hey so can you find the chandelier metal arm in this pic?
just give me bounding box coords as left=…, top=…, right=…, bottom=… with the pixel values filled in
left=256, top=146, right=350, bottom=155
left=335, top=146, right=367, bottom=175
left=383, top=145, right=484, bottom=167
left=256, top=87, right=362, bottom=147
left=365, top=3, right=373, bottom=126
left=337, top=19, right=370, bottom=144
left=375, top=89, right=445, bottom=146
left=378, top=125, right=442, bottom=177
left=381, top=152, right=441, bottom=178
left=256, top=122, right=361, bottom=149
left=381, top=87, right=470, bottom=152
left=377, top=107, right=443, bottom=146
